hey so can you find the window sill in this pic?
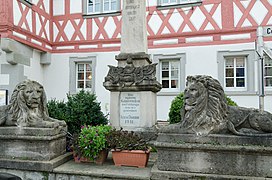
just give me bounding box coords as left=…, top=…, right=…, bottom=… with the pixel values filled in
left=83, top=11, right=121, bottom=18
left=157, top=1, right=202, bottom=10
left=157, top=91, right=181, bottom=96
left=19, top=0, right=33, bottom=8
left=225, top=91, right=258, bottom=96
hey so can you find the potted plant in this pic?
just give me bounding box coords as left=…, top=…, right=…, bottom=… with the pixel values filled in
left=106, top=128, right=150, bottom=168
left=71, top=125, right=112, bottom=165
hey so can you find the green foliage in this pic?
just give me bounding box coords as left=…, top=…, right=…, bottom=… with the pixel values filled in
left=47, top=90, right=107, bottom=135
left=168, top=92, right=238, bottom=124
left=106, top=128, right=149, bottom=151
left=77, top=125, right=112, bottom=160
left=66, top=90, right=107, bottom=134
left=168, top=93, right=184, bottom=124
left=225, top=95, right=238, bottom=106
left=47, top=99, right=67, bottom=120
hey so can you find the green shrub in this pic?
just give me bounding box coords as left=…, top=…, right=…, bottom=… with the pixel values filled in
left=168, top=92, right=237, bottom=124
left=47, top=99, right=67, bottom=120
left=168, top=93, right=184, bottom=124
left=47, top=90, right=107, bottom=135
left=66, top=90, right=107, bottom=134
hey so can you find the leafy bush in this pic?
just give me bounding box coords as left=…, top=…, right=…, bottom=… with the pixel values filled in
left=66, top=90, right=107, bottom=134
left=106, top=128, right=149, bottom=151
left=168, top=93, right=184, bottom=124
left=77, top=125, right=112, bottom=160
left=47, top=90, right=107, bottom=135
left=168, top=92, right=238, bottom=124
left=47, top=99, right=67, bottom=120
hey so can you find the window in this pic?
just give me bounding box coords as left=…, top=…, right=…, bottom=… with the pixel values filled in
left=153, top=53, right=186, bottom=94
left=157, top=0, right=202, bottom=7
left=161, top=60, right=180, bottom=90
left=69, top=56, right=96, bottom=94
left=76, top=63, right=92, bottom=90
left=83, top=0, right=120, bottom=16
left=218, top=50, right=255, bottom=94
left=224, top=56, right=246, bottom=90
left=264, top=55, right=272, bottom=87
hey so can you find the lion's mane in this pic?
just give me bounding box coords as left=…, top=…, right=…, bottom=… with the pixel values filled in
left=181, top=75, right=228, bottom=135
left=7, top=80, right=49, bottom=127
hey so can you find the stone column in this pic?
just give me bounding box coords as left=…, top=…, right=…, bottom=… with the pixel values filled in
left=104, top=0, right=162, bottom=131
left=116, top=0, right=151, bottom=67
left=120, top=0, right=147, bottom=55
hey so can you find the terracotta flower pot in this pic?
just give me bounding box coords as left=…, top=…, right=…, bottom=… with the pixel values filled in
left=112, top=150, right=150, bottom=168
left=73, top=149, right=108, bottom=165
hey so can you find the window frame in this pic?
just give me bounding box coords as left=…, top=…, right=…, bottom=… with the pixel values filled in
left=157, top=0, right=202, bottom=10
left=76, top=63, right=93, bottom=91
left=82, top=0, right=121, bottom=17
left=264, top=54, right=272, bottom=89
left=160, top=59, right=180, bottom=91
left=153, top=53, right=186, bottom=95
left=217, top=50, right=255, bottom=94
left=69, top=56, right=96, bottom=94
left=224, top=56, right=247, bottom=91
left=19, top=0, right=33, bottom=7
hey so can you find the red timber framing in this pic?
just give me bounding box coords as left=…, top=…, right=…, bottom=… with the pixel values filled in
left=0, top=0, right=272, bottom=53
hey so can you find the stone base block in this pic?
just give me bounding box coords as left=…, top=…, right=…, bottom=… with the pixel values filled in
left=155, top=133, right=272, bottom=178
left=151, top=164, right=266, bottom=180
left=0, top=153, right=72, bottom=172
left=110, top=91, right=157, bottom=130
left=0, top=127, right=67, bottom=161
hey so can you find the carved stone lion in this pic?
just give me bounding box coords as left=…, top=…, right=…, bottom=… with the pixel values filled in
left=0, top=80, right=66, bottom=128
left=180, top=75, right=228, bottom=135
left=163, top=75, right=272, bottom=136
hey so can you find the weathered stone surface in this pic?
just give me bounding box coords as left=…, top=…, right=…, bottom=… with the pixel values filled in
left=0, top=153, right=72, bottom=172
left=155, top=133, right=272, bottom=178
left=162, top=75, right=272, bottom=136
left=1, top=38, right=32, bottom=65
left=151, top=164, right=266, bottom=180
left=116, top=52, right=151, bottom=66
left=110, top=91, right=158, bottom=130
left=104, top=56, right=161, bottom=93
left=120, top=0, right=147, bottom=54
left=0, top=79, right=66, bottom=128
left=0, top=127, right=67, bottom=161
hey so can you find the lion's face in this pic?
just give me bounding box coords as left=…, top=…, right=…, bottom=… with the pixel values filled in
left=184, top=81, right=207, bottom=111
left=181, top=75, right=228, bottom=135
left=23, top=83, right=43, bottom=109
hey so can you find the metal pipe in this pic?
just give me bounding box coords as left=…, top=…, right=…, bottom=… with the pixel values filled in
left=257, top=26, right=264, bottom=113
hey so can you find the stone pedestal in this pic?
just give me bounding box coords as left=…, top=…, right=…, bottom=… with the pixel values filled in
left=104, top=53, right=161, bottom=131
left=152, top=133, right=272, bottom=179
left=110, top=91, right=157, bottom=131
left=0, top=127, right=71, bottom=171
left=103, top=0, right=162, bottom=132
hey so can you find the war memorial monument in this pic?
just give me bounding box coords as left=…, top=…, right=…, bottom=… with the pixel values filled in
left=0, top=0, right=272, bottom=179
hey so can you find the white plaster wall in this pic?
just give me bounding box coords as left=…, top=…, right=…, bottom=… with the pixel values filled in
left=24, top=50, right=44, bottom=84
left=53, top=0, right=65, bottom=16
left=147, top=0, right=157, bottom=7
left=42, top=42, right=272, bottom=121
left=94, top=52, right=118, bottom=115
left=43, top=51, right=118, bottom=115
left=43, top=53, right=70, bottom=101
left=70, top=0, right=82, bottom=14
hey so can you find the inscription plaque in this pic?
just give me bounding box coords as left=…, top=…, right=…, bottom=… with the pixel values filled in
left=120, top=92, right=140, bottom=126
